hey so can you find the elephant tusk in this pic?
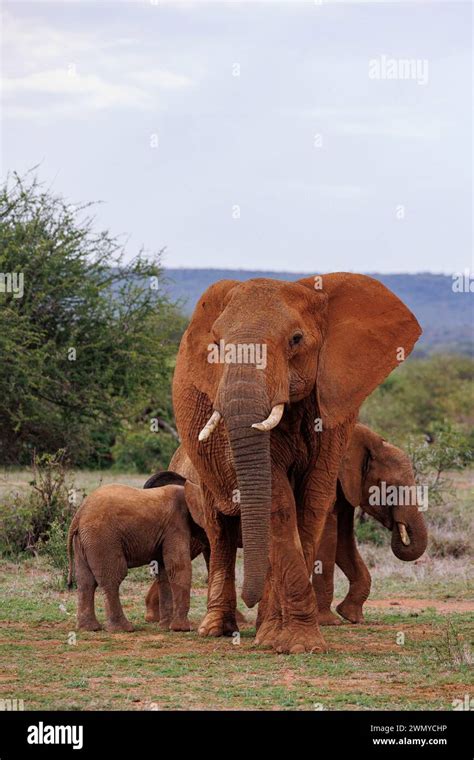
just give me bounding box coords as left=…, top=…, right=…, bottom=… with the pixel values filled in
left=251, top=403, right=285, bottom=432
left=397, top=523, right=411, bottom=546
left=198, top=410, right=222, bottom=442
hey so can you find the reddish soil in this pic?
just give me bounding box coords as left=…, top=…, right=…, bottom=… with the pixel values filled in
left=364, top=598, right=474, bottom=613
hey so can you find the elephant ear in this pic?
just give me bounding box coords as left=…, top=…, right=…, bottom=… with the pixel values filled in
left=184, top=480, right=206, bottom=529
left=338, top=423, right=383, bottom=506
left=183, top=279, right=239, bottom=398
left=298, top=273, right=422, bottom=428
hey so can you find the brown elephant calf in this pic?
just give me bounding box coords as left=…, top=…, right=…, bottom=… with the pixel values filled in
left=314, top=424, right=428, bottom=625
left=67, top=482, right=196, bottom=632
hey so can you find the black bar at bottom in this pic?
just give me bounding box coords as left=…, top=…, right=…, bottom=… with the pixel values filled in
left=0, top=710, right=472, bottom=758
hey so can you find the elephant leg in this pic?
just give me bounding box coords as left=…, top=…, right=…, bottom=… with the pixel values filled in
left=144, top=578, right=160, bottom=622
left=255, top=572, right=272, bottom=631
left=148, top=536, right=207, bottom=628
left=298, top=420, right=354, bottom=579
left=235, top=609, right=248, bottom=626
left=74, top=537, right=101, bottom=631
left=198, top=514, right=239, bottom=638
left=256, top=470, right=326, bottom=654
left=254, top=566, right=282, bottom=639
left=92, top=552, right=134, bottom=632
left=312, top=510, right=342, bottom=626
left=157, top=567, right=174, bottom=628
left=102, top=583, right=134, bottom=632
left=162, top=523, right=192, bottom=632
left=335, top=502, right=371, bottom=624
left=194, top=542, right=210, bottom=584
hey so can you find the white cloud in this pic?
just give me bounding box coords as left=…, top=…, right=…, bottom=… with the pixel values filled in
left=2, top=11, right=98, bottom=68
left=130, top=69, right=192, bottom=90
left=1, top=9, right=195, bottom=121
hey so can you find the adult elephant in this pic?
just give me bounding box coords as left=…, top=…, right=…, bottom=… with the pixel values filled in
left=172, top=274, right=421, bottom=653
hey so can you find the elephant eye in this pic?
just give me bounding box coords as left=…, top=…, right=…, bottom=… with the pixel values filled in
left=290, top=331, right=303, bottom=347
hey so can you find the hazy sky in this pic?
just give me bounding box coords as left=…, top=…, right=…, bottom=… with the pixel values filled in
left=1, top=1, right=472, bottom=273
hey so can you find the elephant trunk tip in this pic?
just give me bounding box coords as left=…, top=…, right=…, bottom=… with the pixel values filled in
left=241, top=586, right=262, bottom=609
left=241, top=545, right=269, bottom=608
left=391, top=523, right=428, bottom=562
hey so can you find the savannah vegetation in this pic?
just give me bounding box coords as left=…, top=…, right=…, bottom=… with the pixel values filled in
left=0, top=172, right=472, bottom=709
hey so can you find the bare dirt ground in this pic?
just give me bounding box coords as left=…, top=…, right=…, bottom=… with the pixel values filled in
left=365, top=598, right=474, bottom=613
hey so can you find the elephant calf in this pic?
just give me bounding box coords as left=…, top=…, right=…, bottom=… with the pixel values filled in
left=314, top=424, right=428, bottom=625
left=141, top=470, right=210, bottom=627
left=67, top=482, right=197, bottom=632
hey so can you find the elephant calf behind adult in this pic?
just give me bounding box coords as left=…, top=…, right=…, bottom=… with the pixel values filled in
left=314, top=423, right=428, bottom=625
left=67, top=483, right=195, bottom=632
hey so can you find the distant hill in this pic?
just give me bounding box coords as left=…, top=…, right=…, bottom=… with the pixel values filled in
left=162, top=269, right=473, bottom=356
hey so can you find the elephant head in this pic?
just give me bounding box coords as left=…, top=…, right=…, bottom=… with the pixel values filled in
left=339, top=424, right=428, bottom=561
left=173, top=274, right=422, bottom=606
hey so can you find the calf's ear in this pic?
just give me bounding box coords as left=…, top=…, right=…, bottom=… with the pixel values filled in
left=338, top=424, right=384, bottom=507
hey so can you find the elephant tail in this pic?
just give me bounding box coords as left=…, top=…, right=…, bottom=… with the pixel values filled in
left=67, top=515, right=79, bottom=590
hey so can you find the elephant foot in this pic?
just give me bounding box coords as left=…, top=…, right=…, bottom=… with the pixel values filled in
left=336, top=599, right=365, bottom=624
left=318, top=609, right=343, bottom=626
left=145, top=610, right=160, bottom=623
left=157, top=617, right=172, bottom=630
left=254, top=616, right=282, bottom=648
left=275, top=624, right=328, bottom=655
left=170, top=617, right=192, bottom=632
left=77, top=619, right=102, bottom=632
left=257, top=620, right=327, bottom=654
left=198, top=610, right=238, bottom=637
left=105, top=619, right=135, bottom=633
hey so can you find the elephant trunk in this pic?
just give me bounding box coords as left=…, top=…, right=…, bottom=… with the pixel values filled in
left=218, top=364, right=273, bottom=608
left=391, top=496, right=428, bottom=561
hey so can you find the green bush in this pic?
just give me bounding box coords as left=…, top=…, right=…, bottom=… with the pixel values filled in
left=355, top=512, right=389, bottom=547
left=0, top=451, right=79, bottom=571
left=39, top=517, right=71, bottom=581
left=0, top=170, right=185, bottom=468
left=0, top=491, right=39, bottom=557
left=111, top=428, right=178, bottom=473
left=361, top=355, right=474, bottom=449
left=404, top=424, right=472, bottom=506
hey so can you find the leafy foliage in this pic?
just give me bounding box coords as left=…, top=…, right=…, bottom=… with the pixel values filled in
left=0, top=171, right=185, bottom=467
left=361, top=355, right=473, bottom=452
left=111, top=427, right=178, bottom=473
left=0, top=450, right=78, bottom=561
